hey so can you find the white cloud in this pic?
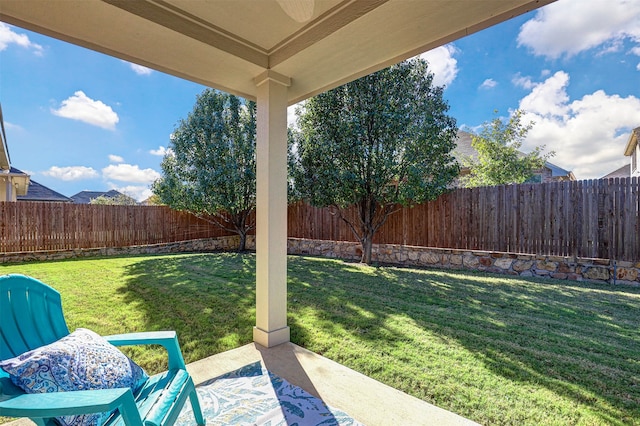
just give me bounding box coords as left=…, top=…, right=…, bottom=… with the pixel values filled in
left=519, top=71, right=570, bottom=117
left=287, top=105, right=297, bottom=129
left=0, top=23, right=43, bottom=54
left=51, top=91, right=119, bottom=130
left=479, top=79, right=497, bottom=90
left=149, top=146, right=173, bottom=157
left=596, top=39, right=624, bottom=56
left=102, top=164, right=161, bottom=183
left=129, top=63, right=153, bottom=76
left=419, top=44, right=459, bottom=87
left=288, top=101, right=307, bottom=130
left=108, top=154, right=124, bottom=163
left=3, top=121, right=24, bottom=132
left=512, top=73, right=535, bottom=90
left=112, top=185, right=153, bottom=202
left=43, top=166, right=99, bottom=181
left=517, top=72, right=640, bottom=179
left=517, top=0, right=640, bottom=59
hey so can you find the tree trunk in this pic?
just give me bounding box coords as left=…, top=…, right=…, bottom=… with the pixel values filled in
left=361, top=235, right=373, bottom=264
left=238, top=231, right=247, bottom=252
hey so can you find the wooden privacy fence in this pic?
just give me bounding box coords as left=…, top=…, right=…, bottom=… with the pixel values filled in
left=288, top=178, right=640, bottom=262
left=0, top=203, right=232, bottom=253
left=1, top=178, right=639, bottom=261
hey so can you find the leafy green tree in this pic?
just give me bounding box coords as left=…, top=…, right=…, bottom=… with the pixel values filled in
left=290, top=58, right=459, bottom=264
left=460, top=110, right=554, bottom=187
left=141, top=194, right=163, bottom=206
left=90, top=193, right=137, bottom=205
left=152, top=89, right=256, bottom=251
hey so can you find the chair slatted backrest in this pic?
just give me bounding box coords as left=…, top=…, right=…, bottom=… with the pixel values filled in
left=0, top=274, right=70, bottom=361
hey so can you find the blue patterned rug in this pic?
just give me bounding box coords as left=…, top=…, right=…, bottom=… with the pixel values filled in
left=176, top=362, right=365, bottom=426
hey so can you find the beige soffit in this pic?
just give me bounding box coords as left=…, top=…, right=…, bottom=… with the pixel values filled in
left=10, top=172, right=30, bottom=196
left=0, top=0, right=554, bottom=104
left=0, top=171, right=29, bottom=197
left=623, top=127, right=639, bottom=156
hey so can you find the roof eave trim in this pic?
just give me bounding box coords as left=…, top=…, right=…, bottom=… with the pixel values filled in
left=623, top=127, right=639, bottom=156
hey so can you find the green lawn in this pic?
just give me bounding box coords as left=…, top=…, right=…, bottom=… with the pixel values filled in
left=1, top=253, right=639, bottom=425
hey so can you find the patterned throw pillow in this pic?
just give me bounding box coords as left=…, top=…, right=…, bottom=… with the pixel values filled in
left=0, top=328, right=148, bottom=426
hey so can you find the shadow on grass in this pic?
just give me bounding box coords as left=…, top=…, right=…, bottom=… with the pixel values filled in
left=117, top=253, right=257, bottom=367
left=285, top=255, right=640, bottom=425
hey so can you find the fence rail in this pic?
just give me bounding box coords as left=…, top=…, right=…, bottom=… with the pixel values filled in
left=1, top=178, right=638, bottom=261
left=288, top=178, right=640, bottom=262
left=0, top=203, right=232, bottom=253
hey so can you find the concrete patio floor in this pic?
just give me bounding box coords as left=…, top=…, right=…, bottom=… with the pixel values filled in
left=189, top=342, right=478, bottom=426
left=8, top=342, right=479, bottom=426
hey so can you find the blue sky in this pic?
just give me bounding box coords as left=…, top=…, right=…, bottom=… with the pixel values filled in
left=1, top=0, right=639, bottom=201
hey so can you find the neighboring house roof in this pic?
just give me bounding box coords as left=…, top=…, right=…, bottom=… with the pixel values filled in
left=70, top=189, right=125, bottom=204
left=11, top=167, right=72, bottom=202
left=544, top=161, right=574, bottom=179
left=601, top=164, right=630, bottom=179
left=17, top=180, right=72, bottom=202
left=453, top=130, right=575, bottom=181
left=600, top=127, right=639, bottom=179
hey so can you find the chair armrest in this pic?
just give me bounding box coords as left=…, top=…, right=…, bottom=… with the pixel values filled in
left=104, top=331, right=187, bottom=370
left=0, top=388, right=142, bottom=425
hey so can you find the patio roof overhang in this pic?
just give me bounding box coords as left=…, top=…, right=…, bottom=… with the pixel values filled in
left=0, top=0, right=553, bottom=105
left=0, top=0, right=555, bottom=348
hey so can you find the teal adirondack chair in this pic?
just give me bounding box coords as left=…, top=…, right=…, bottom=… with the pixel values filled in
left=0, top=274, right=205, bottom=426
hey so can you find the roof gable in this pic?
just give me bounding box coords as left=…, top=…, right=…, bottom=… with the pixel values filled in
left=544, top=161, right=571, bottom=177
left=453, top=130, right=573, bottom=178
left=452, top=130, right=477, bottom=162
left=624, top=127, right=639, bottom=156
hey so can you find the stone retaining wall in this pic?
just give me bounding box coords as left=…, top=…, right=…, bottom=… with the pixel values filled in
left=0, top=235, right=240, bottom=264
left=285, top=238, right=640, bottom=287
left=2, top=235, right=638, bottom=286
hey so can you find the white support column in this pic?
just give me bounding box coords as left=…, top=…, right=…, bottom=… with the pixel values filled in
left=253, top=70, right=291, bottom=348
